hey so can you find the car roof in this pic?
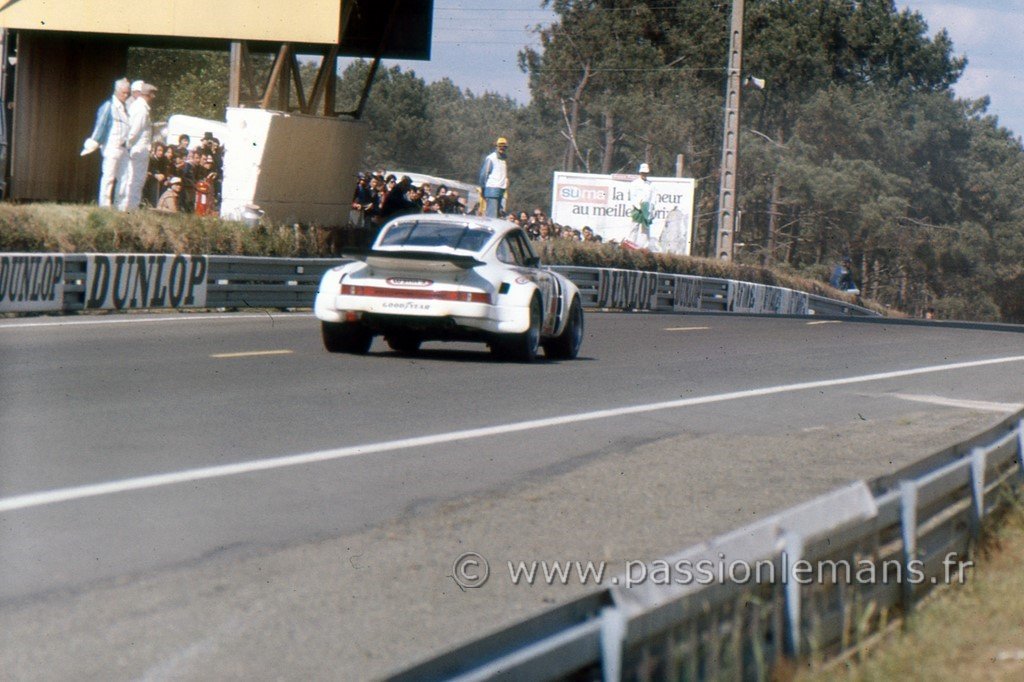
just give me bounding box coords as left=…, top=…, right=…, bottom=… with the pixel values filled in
left=381, top=213, right=523, bottom=241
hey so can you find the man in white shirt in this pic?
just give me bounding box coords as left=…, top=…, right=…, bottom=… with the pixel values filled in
left=81, top=78, right=131, bottom=207
left=626, top=163, right=657, bottom=249
left=478, top=137, right=509, bottom=218
left=120, top=81, right=157, bottom=211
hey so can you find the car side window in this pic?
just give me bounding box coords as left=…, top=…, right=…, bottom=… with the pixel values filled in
left=514, top=232, right=538, bottom=266
left=496, top=238, right=517, bottom=265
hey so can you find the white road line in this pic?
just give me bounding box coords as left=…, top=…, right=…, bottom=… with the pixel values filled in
left=807, top=320, right=842, bottom=325
left=664, top=326, right=710, bottom=331
left=211, top=350, right=294, bottom=359
left=889, top=393, right=1024, bottom=413
left=0, top=312, right=313, bottom=329
left=2, top=353, right=1024, bottom=514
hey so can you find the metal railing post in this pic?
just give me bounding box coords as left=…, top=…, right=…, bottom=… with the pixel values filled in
left=969, top=447, right=987, bottom=540
left=600, top=606, right=626, bottom=681
left=782, top=531, right=803, bottom=657
left=1017, top=419, right=1024, bottom=484
left=899, top=481, right=918, bottom=616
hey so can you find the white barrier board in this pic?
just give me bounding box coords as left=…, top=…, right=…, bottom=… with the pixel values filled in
left=85, top=254, right=207, bottom=310
left=0, top=253, right=65, bottom=312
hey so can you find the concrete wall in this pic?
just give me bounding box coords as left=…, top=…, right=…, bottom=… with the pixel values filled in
left=220, top=107, right=367, bottom=225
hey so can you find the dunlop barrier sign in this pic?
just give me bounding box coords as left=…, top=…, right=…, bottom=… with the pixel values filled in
left=729, top=281, right=810, bottom=315
left=85, top=254, right=208, bottom=310
left=672, top=277, right=703, bottom=312
left=0, top=254, right=65, bottom=312
left=596, top=269, right=658, bottom=310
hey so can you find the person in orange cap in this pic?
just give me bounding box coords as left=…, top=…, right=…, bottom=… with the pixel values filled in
left=478, top=136, right=509, bottom=218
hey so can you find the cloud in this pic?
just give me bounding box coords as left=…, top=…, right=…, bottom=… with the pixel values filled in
left=901, top=2, right=1024, bottom=135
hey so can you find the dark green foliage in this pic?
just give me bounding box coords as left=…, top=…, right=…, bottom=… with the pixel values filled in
left=127, top=48, right=231, bottom=122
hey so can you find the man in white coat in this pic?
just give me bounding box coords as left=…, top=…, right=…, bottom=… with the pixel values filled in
left=81, top=78, right=131, bottom=207
left=120, top=81, right=157, bottom=211
left=626, top=162, right=657, bottom=249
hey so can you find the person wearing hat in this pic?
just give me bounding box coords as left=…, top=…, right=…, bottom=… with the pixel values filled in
left=625, top=162, right=658, bottom=249
left=156, top=176, right=182, bottom=212
left=120, top=81, right=158, bottom=210
left=478, top=136, right=510, bottom=218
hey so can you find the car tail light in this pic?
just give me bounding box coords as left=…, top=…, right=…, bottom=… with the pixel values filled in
left=340, top=284, right=492, bottom=305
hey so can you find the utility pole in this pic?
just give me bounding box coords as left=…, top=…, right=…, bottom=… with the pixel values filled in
left=715, top=0, right=744, bottom=261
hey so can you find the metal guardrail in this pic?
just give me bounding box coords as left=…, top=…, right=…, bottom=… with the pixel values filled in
left=47, top=254, right=341, bottom=312
left=391, top=411, right=1024, bottom=680
left=2, top=253, right=878, bottom=317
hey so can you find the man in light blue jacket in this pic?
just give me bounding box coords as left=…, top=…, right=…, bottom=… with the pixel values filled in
left=478, top=137, right=509, bottom=218
left=81, top=78, right=131, bottom=207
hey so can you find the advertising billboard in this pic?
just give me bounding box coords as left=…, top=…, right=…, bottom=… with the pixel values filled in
left=550, top=172, right=695, bottom=254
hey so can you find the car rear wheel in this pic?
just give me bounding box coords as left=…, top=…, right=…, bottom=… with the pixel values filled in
left=492, top=296, right=541, bottom=362
left=322, top=321, right=373, bottom=354
left=385, top=334, right=422, bottom=354
left=543, top=297, right=583, bottom=360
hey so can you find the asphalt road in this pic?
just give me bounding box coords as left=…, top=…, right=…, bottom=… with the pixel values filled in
left=1, top=311, right=1022, bottom=679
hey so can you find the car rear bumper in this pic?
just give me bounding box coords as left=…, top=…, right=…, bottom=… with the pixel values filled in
left=314, top=292, right=530, bottom=334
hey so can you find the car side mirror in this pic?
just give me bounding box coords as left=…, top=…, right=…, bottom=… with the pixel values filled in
left=525, top=256, right=541, bottom=267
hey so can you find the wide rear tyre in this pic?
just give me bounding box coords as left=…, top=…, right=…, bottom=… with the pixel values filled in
left=385, top=334, right=422, bottom=354
left=543, top=297, right=583, bottom=360
left=322, top=321, right=373, bottom=354
left=492, top=296, right=542, bottom=362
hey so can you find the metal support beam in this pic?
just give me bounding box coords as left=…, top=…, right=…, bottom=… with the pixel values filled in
left=306, top=45, right=339, bottom=115
left=324, top=49, right=337, bottom=116
left=261, top=44, right=291, bottom=110
left=715, top=0, right=744, bottom=261
left=276, top=46, right=291, bottom=110
left=288, top=50, right=307, bottom=113
left=228, top=41, right=242, bottom=108
left=240, top=42, right=258, bottom=102
left=351, top=0, right=402, bottom=120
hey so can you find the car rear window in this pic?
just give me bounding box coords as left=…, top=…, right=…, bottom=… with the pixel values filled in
left=379, top=221, right=493, bottom=252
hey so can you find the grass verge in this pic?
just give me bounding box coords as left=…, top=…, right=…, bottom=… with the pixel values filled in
left=803, top=496, right=1024, bottom=681
left=1, top=203, right=887, bottom=315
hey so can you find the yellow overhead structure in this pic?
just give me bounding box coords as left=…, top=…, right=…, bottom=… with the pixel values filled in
left=0, top=0, right=343, bottom=44
left=0, top=1, right=432, bottom=58
left=0, top=0, right=434, bottom=203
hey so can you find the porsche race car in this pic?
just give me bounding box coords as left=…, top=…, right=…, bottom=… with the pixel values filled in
left=313, top=214, right=584, bottom=361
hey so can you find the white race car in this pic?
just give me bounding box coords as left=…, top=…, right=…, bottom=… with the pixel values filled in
left=314, top=214, right=584, bottom=361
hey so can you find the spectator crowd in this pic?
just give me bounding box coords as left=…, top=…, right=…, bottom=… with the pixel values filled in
left=83, top=78, right=226, bottom=214
left=144, top=132, right=225, bottom=215
left=351, top=171, right=469, bottom=229
left=350, top=172, right=603, bottom=244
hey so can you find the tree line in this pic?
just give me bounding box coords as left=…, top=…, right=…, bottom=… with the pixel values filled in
left=130, top=0, right=1024, bottom=322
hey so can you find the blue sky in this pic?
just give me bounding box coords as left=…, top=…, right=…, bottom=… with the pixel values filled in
left=358, top=1, right=1023, bottom=139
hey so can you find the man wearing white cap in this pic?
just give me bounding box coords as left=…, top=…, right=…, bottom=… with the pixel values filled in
left=626, top=162, right=657, bottom=249
left=120, top=81, right=158, bottom=210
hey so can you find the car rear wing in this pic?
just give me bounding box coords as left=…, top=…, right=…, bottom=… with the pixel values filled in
left=363, top=250, right=486, bottom=273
